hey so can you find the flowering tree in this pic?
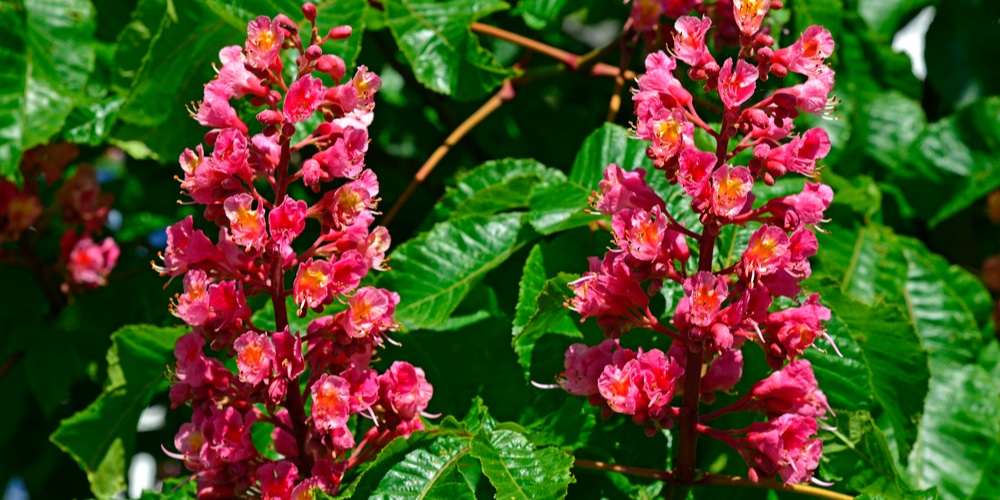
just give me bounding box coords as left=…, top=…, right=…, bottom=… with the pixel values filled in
left=2, top=0, right=1000, bottom=499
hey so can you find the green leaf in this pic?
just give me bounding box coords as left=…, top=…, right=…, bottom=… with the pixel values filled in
left=924, top=0, right=1000, bottom=113
left=860, top=90, right=926, bottom=173
left=568, top=123, right=656, bottom=192
left=470, top=427, right=575, bottom=499
left=433, top=158, right=566, bottom=222
left=384, top=0, right=513, bottom=101
left=908, top=361, right=1000, bottom=500
left=363, top=432, right=477, bottom=500
left=0, top=0, right=97, bottom=180
left=791, top=0, right=843, bottom=38
left=820, top=410, right=915, bottom=497
left=512, top=273, right=580, bottom=382
left=525, top=181, right=595, bottom=235
left=858, top=0, right=935, bottom=36
left=815, top=287, right=930, bottom=461
left=802, top=314, right=875, bottom=412
left=380, top=214, right=531, bottom=330
left=512, top=0, right=568, bottom=30
left=50, top=324, right=187, bottom=499
left=60, top=96, right=124, bottom=146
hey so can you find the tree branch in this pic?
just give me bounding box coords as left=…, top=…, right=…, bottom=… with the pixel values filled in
left=380, top=80, right=516, bottom=226
left=573, top=459, right=854, bottom=500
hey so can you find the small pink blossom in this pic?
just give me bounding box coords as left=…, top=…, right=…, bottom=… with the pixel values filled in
left=67, top=236, right=119, bottom=287
left=673, top=16, right=715, bottom=67
left=311, top=374, right=352, bottom=432
left=680, top=271, right=729, bottom=328
left=740, top=225, right=790, bottom=279
left=257, top=461, right=299, bottom=500
left=174, top=269, right=211, bottom=326
left=379, top=361, right=433, bottom=420
left=710, top=165, right=753, bottom=218
left=340, top=287, right=399, bottom=339
left=246, top=16, right=284, bottom=70
left=750, top=359, right=831, bottom=418
left=223, top=193, right=266, bottom=250
left=598, top=359, right=645, bottom=415
left=733, top=0, right=770, bottom=36
left=559, top=339, right=618, bottom=396
left=234, top=331, right=275, bottom=386
left=284, top=75, right=326, bottom=123
left=718, top=58, right=759, bottom=109
left=739, top=413, right=822, bottom=484
left=593, top=165, right=665, bottom=215
left=268, top=196, right=308, bottom=247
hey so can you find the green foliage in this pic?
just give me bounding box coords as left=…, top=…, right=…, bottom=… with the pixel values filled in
left=384, top=0, right=514, bottom=101
left=50, top=324, right=186, bottom=498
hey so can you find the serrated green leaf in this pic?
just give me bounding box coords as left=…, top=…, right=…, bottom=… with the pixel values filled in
left=367, top=432, right=477, bottom=500
left=512, top=273, right=580, bottom=382
left=802, top=314, right=875, bottom=412
left=384, top=0, right=513, bottom=101
left=513, top=244, right=547, bottom=337
left=0, top=0, right=97, bottom=181
left=380, top=213, right=531, bottom=330
left=525, top=181, right=595, bottom=235
left=860, top=90, right=926, bottom=173
left=815, top=287, right=929, bottom=461
left=470, top=428, right=574, bottom=499
left=908, top=360, right=1000, bottom=500
left=433, top=158, right=566, bottom=222
left=50, top=324, right=187, bottom=498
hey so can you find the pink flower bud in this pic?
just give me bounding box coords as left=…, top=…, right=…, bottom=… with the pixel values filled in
left=302, top=2, right=317, bottom=21
left=327, top=25, right=352, bottom=40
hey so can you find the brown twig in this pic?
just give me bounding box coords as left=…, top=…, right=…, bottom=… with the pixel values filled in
left=381, top=80, right=517, bottom=226
left=470, top=23, right=635, bottom=80
left=573, top=460, right=854, bottom=500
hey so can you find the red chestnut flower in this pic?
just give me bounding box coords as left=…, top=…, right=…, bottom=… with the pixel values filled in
left=157, top=7, right=433, bottom=497
left=558, top=1, right=839, bottom=487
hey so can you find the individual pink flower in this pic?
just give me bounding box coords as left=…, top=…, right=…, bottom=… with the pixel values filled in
left=558, top=339, right=618, bottom=396
left=677, top=149, right=716, bottom=202
left=223, top=193, right=266, bottom=250
left=733, top=0, right=770, bottom=37
left=257, top=461, right=299, bottom=500
left=637, top=349, right=684, bottom=418
left=634, top=52, right=692, bottom=110
left=701, top=349, right=744, bottom=398
left=205, top=406, right=258, bottom=464
left=314, top=126, right=368, bottom=179
left=771, top=182, right=833, bottom=228
left=710, top=165, right=753, bottom=218
left=593, top=165, right=665, bottom=215
left=598, top=359, right=645, bottom=415
left=357, top=226, right=391, bottom=271
left=673, top=16, right=715, bottom=67
left=773, top=26, right=835, bottom=76
left=323, top=169, right=379, bottom=227
left=67, top=236, right=119, bottom=287
left=627, top=0, right=663, bottom=33
left=284, top=75, right=326, bottom=123
left=718, top=58, right=759, bottom=109
left=351, top=65, right=382, bottom=112
left=340, top=287, right=399, bottom=339
left=378, top=361, right=433, bottom=420
left=246, top=16, right=284, bottom=69
left=193, top=81, right=246, bottom=133
left=679, top=271, right=728, bottom=328
left=211, top=128, right=250, bottom=177
left=311, top=374, right=352, bottom=432
left=269, top=196, right=308, bottom=247
left=293, top=258, right=334, bottom=311
left=216, top=46, right=267, bottom=98
left=739, top=414, right=822, bottom=484
left=764, top=294, right=831, bottom=358
left=343, top=367, right=380, bottom=416
left=174, top=269, right=212, bottom=326
left=613, top=207, right=667, bottom=262
left=740, top=225, right=790, bottom=279
left=272, top=328, right=305, bottom=379
left=234, top=331, right=275, bottom=386
left=749, top=359, right=831, bottom=418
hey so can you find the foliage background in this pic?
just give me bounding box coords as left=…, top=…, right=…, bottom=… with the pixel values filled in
left=2, top=0, right=1000, bottom=498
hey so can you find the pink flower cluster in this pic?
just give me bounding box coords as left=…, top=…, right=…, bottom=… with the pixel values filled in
left=624, top=0, right=787, bottom=48
left=0, top=143, right=120, bottom=291
left=157, top=7, right=432, bottom=498
left=561, top=4, right=837, bottom=486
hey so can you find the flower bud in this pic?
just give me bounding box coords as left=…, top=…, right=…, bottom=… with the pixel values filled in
left=256, top=109, right=283, bottom=125
left=327, top=25, right=352, bottom=40
left=316, top=55, right=346, bottom=81
left=302, top=2, right=317, bottom=21
left=305, top=45, right=322, bottom=61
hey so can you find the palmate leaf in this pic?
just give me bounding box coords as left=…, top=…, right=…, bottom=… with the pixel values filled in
left=0, top=0, right=97, bottom=181
left=384, top=0, right=513, bottom=101
left=379, top=213, right=531, bottom=331
left=50, top=324, right=186, bottom=499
